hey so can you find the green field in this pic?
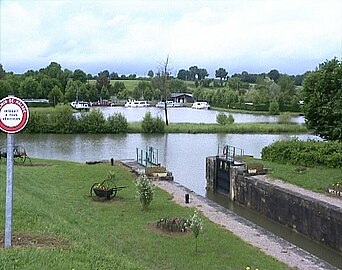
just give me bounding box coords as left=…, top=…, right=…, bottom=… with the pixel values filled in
left=0, top=159, right=288, bottom=270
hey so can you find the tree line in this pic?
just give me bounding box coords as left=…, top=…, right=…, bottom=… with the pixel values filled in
left=0, top=61, right=307, bottom=113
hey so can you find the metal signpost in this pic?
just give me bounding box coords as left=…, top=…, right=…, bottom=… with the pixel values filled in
left=0, top=96, right=29, bottom=248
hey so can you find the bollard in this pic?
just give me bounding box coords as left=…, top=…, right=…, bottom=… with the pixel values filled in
left=185, top=193, right=190, bottom=204
left=111, top=158, right=114, bottom=166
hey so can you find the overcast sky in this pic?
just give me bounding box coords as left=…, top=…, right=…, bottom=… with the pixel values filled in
left=1, top=0, right=341, bottom=77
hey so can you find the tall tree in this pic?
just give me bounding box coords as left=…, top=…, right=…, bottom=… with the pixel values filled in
left=177, top=69, right=190, bottom=81
left=215, top=67, right=228, bottom=86
left=147, top=70, right=154, bottom=78
left=268, top=69, right=280, bottom=82
left=0, top=64, right=5, bottom=79
left=303, top=58, right=342, bottom=141
left=48, top=85, right=64, bottom=106
left=73, top=69, right=87, bottom=83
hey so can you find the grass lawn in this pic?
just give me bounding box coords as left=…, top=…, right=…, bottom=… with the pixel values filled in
left=0, top=159, right=289, bottom=270
left=243, top=158, right=342, bottom=193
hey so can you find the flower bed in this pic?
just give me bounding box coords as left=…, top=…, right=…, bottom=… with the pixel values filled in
left=156, top=217, right=189, bottom=233
left=327, top=181, right=342, bottom=197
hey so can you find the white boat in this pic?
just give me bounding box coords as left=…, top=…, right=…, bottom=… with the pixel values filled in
left=156, top=101, right=183, bottom=108
left=124, top=100, right=150, bottom=108
left=70, top=101, right=90, bottom=110
left=191, top=101, right=210, bottom=110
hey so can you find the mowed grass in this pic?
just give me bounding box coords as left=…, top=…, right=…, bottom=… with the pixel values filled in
left=0, top=159, right=289, bottom=270
left=243, top=158, right=342, bottom=193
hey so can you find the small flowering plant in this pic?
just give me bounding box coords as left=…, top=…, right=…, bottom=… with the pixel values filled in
left=135, top=174, right=154, bottom=210
left=327, top=180, right=342, bottom=197
left=189, top=210, right=203, bottom=252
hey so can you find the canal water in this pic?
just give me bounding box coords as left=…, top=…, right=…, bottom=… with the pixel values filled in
left=92, top=106, right=306, bottom=124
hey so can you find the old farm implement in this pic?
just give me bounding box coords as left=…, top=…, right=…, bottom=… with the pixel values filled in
left=0, top=145, right=31, bottom=164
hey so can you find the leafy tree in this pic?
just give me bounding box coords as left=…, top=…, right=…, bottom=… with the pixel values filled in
left=177, top=69, right=190, bottom=81
left=189, top=66, right=199, bottom=80
left=0, top=80, right=11, bottom=99
left=268, top=69, right=280, bottom=82
left=197, top=68, right=209, bottom=80
left=40, top=77, right=61, bottom=98
left=117, top=88, right=130, bottom=100
left=132, top=86, right=143, bottom=100
left=73, top=69, right=87, bottom=83
left=48, top=85, right=64, bottom=105
left=19, top=77, right=42, bottom=98
left=86, top=83, right=98, bottom=102
left=147, top=70, right=154, bottom=78
left=100, top=85, right=110, bottom=100
left=40, top=62, right=63, bottom=81
left=0, top=64, right=5, bottom=79
left=96, top=70, right=110, bottom=92
left=169, top=79, right=188, bottom=93
left=215, top=67, right=228, bottom=86
left=303, top=58, right=342, bottom=141
left=112, top=81, right=126, bottom=96
left=60, top=69, right=73, bottom=91
left=110, top=72, right=119, bottom=80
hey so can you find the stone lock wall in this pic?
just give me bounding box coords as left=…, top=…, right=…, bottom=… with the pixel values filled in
left=233, top=171, right=342, bottom=253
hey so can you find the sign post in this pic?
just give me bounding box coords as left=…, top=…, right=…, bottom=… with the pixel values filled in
left=0, top=96, right=29, bottom=248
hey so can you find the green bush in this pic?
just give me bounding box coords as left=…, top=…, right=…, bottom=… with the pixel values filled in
left=135, top=174, right=154, bottom=210
left=269, top=101, right=280, bottom=115
left=261, top=139, right=342, bottom=168
left=50, top=105, right=78, bottom=133
left=107, top=112, right=128, bottom=133
left=216, top=112, right=234, bottom=125
left=24, top=111, right=51, bottom=133
left=141, top=112, right=165, bottom=133
left=78, top=109, right=106, bottom=133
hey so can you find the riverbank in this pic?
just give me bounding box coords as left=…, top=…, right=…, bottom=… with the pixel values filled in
left=128, top=122, right=309, bottom=134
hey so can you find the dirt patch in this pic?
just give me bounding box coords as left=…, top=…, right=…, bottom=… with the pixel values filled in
left=146, top=223, right=191, bottom=238
left=0, top=232, right=69, bottom=249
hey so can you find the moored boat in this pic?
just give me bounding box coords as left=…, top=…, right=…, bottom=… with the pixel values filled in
left=124, top=100, right=151, bottom=108
left=156, top=100, right=183, bottom=108
left=191, top=101, right=210, bottom=110
left=70, top=101, right=90, bottom=111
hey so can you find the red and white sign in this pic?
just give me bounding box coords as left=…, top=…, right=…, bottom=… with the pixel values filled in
left=0, top=96, right=29, bottom=134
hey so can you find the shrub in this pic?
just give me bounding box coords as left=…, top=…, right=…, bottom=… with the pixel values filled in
left=141, top=112, right=165, bottom=133
left=24, top=111, right=51, bottom=133
left=50, top=105, right=78, bottom=133
left=78, top=109, right=106, bottom=133
left=216, top=112, right=234, bottom=125
left=135, top=174, right=154, bottom=210
left=261, top=139, right=342, bottom=168
left=269, top=100, right=279, bottom=115
left=107, top=112, right=128, bottom=133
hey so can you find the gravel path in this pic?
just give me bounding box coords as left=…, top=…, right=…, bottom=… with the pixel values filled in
left=154, top=179, right=339, bottom=270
